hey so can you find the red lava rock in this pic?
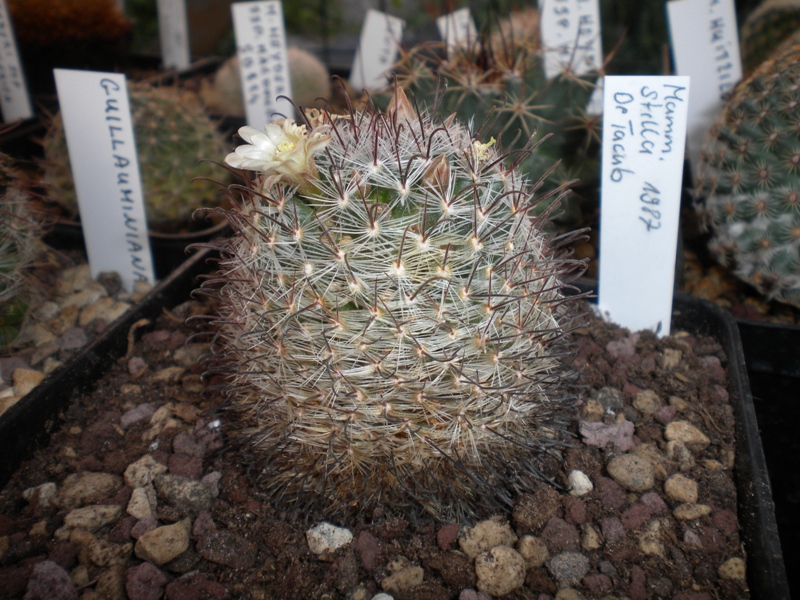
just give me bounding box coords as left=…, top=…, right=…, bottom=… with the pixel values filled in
left=192, top=511, right=217, bottom=539
left=142, top=330, right=171, bottom=347
left=126, top=561, right=169, bottom=600
left=120, top=404, right=155, bottom=430
left=628, top=565, right=647, bottom=600
left=172, top=433, right=205, bottom=458
left=540, top=517, right=579, bottom=553
left=622, top=382, right=642, bottom=400
left=640, top=492, right=667, bottom=515
left=582, top=573, right=613, bottom=596
left=697, top=526, right=725, bottom=554
left=47, top=541, right=78, bottom=570
left=22, top=560, right=76, bottom=600
left=606, top=336, right=637, bottom=358
left=600, top=517, right=625, bottom=543
left=654, top=405, right=677, bottom=424
left=701, top=356, right=726, bottom=383
left=128, top=356, right=148, bottom=377
left=712, top=509, right=738, bottom=536
left=0, top=561, right=38, bottom=597
left=356, top=531, right=380, bottom=570
left=130, top=515, right=158, bottom=540
left=168, top=331, right=187, bottom=350
left=436, top=524, right=460, bottom=551
left=563, top=497, right=586, bottom=525
left=595, top=476, right=627, bottom=510
left=674, top=593, right=713, bottom=600
left=108, top=515, right=137, bottom=543
left=621, top=504, right=651, bottom=530
left=168, top=454, right=203, bottom=479
left=579, top=420, right=635, bottom=451
left=711, top=385, right=729, bottom=404
left=196, top=531, right=258, bottom=569
left=165, top=572, right=227, bottom=599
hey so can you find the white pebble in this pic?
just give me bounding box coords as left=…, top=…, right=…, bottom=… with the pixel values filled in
left=568, top=470, right=593, bottom=496
left=306, top=522, right=353, bottom=555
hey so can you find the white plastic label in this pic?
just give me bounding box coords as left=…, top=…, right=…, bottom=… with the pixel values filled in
left=538, top=0, right=603, bottom=79
left=436, top=8, right=478, bottom=57
left=157, top=0, right=191, bottom=70
left=231, top=1, right=293, bottom=130
left=667, top=0, right=742, bottom=169
left=598, top=76, right=691, bottom=336
left=0, top=0, right=32, bottom=122
left=350, top=10, right=405, bottom=92
left=53, top=70, right=155, bottom=291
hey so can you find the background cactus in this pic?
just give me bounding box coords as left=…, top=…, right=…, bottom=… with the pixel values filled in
left=204, top=91, right=586, bottom=522
left=7, top=0, right=131, bottom=47
left=382, top=10, right=602, bottom=225
left=0, top=156, right=41, bottom=348
left=694, top=43, right=800, bottom=308
left=740, top=0, right=800, bottom=73
left=200, top=47, right=333, bottom=118
left=43, top=83, right=229, bottom=230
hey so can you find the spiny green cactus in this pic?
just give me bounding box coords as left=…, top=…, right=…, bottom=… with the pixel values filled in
left=740, top=0, right=800, bottom=73
left=204, top=89, right=586, bottom=522
left=381, top=15, right=602, bottom=223
left=695, top=43, right=800, bottom=308
left=0, top=179, right=40, bottom=348
left=43, top=83, right=229, bottom=229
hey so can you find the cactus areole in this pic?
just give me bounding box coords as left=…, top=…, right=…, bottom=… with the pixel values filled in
left=205, top=90, right=587, bottom=522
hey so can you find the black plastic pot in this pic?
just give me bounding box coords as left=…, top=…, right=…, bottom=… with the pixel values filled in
left=737, top=319, right=800, bottom=598
left=0, top=251, right=789, bottom=599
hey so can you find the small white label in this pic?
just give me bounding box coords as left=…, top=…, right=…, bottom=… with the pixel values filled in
left=667, top=0, right=742, bottom=169
left=54, top=70, right=155, bottom=291
left=157, top=0, right=191, bottom=70
left=350, top=10, right=405, bottom=92
left=436, top=8, right=478, bottom=57
left=0, top=0, right=32, bottom=122
left=231, top=0, right=293, bottom=130
left=598, top=76, right=691, bottom=336
left=538, top=0, right=603, bottom=79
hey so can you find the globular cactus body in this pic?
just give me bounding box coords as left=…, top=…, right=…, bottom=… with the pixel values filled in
left=741, top=0, right=800, bottom=73
left=43, top=84, right=228, bottom=229
left=206, top=91, right=585, bottom=521
left=200, top=47, right=332, bottom=118
left=695, top=43, right=800, bottom=308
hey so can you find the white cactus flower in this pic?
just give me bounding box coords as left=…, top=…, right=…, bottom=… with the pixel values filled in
left=225, top=119, right=331, bottom=186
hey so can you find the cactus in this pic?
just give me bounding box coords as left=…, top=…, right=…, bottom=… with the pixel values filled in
left=694, top=43, right=800, bottom=308
left=740, top=0, right=800, bottom=73
left=43, top=83, right=229, bottom=230
left=200, top=47, right=332, bottom=118
left=0, top=160, right=41, bottom=347
left=381, top=17, right=602, bottom=224
left=7, top=0, right=131, bottom=47
left=204, top=89, right=587, bottom=522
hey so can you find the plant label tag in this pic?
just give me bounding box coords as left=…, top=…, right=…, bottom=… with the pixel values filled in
left=53, top=70, right=155, bottom=291
left=598, top=76, right=691, bottom=336
left=0, top=0, right=32, bottom=122
left=538, top=0, right=603, bottom=79
left=350, top=10, right=405, bottom=92
left=667, top=0, right=741, bottom=169
left=232, top=0, right=293, bottom=130
left=156, top=0, right=191, bottom=70
left=436, top=8, right=478, bottom=57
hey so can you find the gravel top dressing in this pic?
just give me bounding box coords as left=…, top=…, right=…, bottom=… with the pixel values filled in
left=0, top=294, right=752, bottom=600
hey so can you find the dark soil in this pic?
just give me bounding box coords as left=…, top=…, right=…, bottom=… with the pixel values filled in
left=0, top=297, right=751, bottom=599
